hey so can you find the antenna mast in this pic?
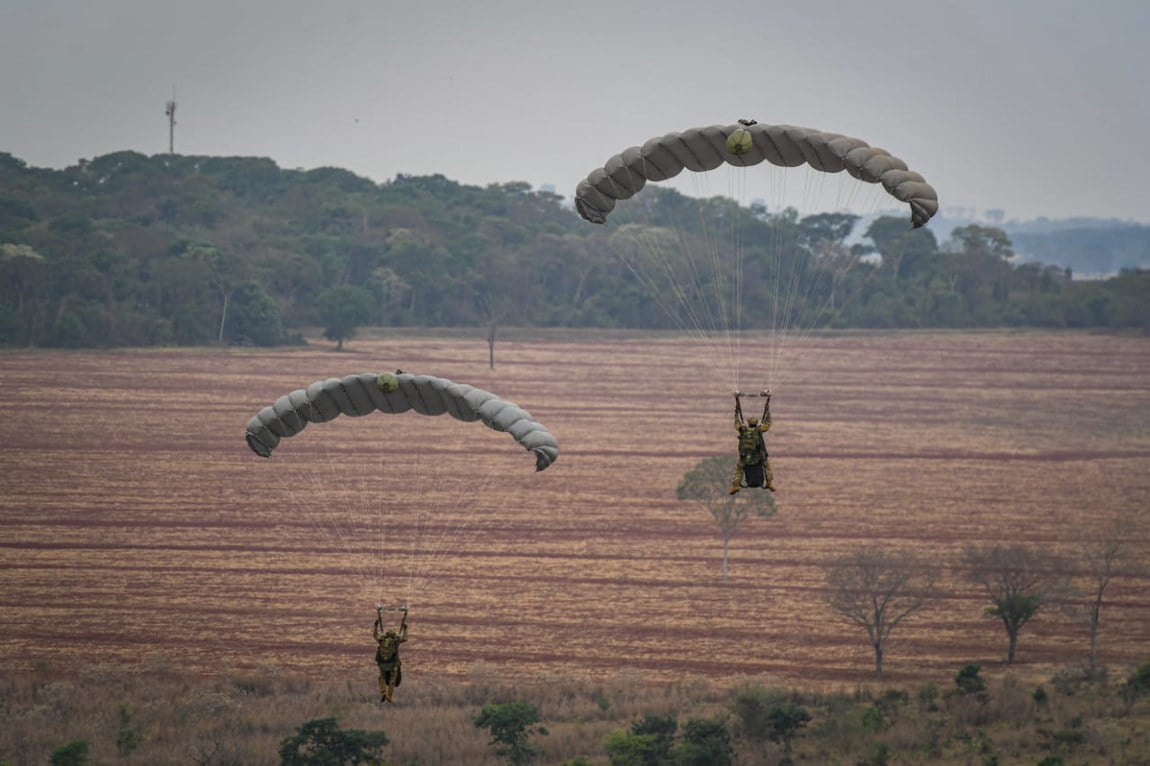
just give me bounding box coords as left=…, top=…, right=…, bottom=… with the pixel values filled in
left=164, top=95, right=177, bottom=154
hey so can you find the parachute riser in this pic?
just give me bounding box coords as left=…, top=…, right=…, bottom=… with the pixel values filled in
left=735, top=390, right=771, bottom=424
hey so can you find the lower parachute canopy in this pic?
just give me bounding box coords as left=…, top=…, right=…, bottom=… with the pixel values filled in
left=244, top=372, right=559, bottom=471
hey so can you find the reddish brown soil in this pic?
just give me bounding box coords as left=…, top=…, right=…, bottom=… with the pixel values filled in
left=2, top=331, right=1148, bottom=686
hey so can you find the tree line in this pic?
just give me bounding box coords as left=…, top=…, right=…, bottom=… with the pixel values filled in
left=1, top=150, right=1148, bottom=349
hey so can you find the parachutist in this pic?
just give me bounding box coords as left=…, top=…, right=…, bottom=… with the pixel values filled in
left=374, top=606, right=408, bottom=703
left=730, top=391, right=776, bottom=494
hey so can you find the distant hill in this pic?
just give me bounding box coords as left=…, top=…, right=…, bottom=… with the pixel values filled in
left=1007, top=223, right=1150, bottom=277
left=925, top=211, right=1150, bottom=277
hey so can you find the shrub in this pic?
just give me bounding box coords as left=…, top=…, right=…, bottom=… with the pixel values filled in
left=278, top=717, right=387, bottom=766
left=670, top=717, right=733, bottom=766
left=955, top=664, right=987, bottom=696
left=474, top=701, right=548, bottom=765
left=49, top=740, right=89, bottom=766
left=728, top=685, right=787, bottom=745
left=1125, top=662, right=1150, bottom=698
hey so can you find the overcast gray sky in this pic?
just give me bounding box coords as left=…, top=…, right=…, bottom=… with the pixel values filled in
left=2, top=0, right=1147, bottom=223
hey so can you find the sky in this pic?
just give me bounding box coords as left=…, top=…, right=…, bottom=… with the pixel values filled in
left=1, top=0, right=1147, bottom=224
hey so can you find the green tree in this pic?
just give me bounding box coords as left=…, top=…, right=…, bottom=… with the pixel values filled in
left=226, top=281, right=284, bottom=346
left=729, top=685, right=810, bottom=762
left=474, top=701, right=548, bottom=766
left=604, top=713, right=677, bottom=766
left=604, top=731, right=664, bottom=766
left=278, top=717, right=388, bottom=766
left=964, top=544, right=1071, bottom=663
left=317, top=284, right=375, bottom=350
left=631, top=713, right=676, bottom=762
left=823, top=545, right=938, bottom=679
left=729, top=685, right=783, bottom=745
left=171, top=240, right=247, bottom=344
left=865, top=216, right=939, bottom=282
left=670, top=717, right=733, bottom=766
left=764, top=703, right=811, bottom=763
left=676, top=456, right=776, bottom=579
left=49, top=740, right=89, bottom=766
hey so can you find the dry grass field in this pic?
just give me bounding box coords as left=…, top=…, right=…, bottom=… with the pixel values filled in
left=2, top=329, right=1148, bottom=698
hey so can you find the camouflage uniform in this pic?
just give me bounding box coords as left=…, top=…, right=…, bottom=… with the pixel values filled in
left=374, top=615, right=408, bottom=702
left=730, top=408, right=774, bottom=493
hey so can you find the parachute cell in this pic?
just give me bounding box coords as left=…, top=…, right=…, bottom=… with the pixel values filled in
left=574, top=121, right=939, bottom=228
left=245, top=372, right=558, bottom=471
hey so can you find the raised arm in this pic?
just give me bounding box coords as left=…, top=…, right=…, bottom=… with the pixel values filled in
left=734, top=392, right=745, bottom=429
left=760, top=391, right=772, bottom=431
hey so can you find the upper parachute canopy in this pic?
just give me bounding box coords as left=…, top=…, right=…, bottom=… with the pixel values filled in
left=575, top=121, right=939, bottom=228
left=245, top=372, right=559, bottom=471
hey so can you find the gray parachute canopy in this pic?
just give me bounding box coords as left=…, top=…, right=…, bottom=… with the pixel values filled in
left=244, top=372, right=559, bottom=471
left=575, top=121, right=939, bottom=228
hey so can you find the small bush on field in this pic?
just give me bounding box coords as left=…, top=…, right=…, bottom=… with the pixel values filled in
left=48, top=740, right=88, bottom=766
left=1051, top=666, right=1095, bottom=696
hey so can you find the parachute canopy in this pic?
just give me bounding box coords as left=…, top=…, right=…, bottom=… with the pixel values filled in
left=245, top=372, right=559, bottom=471
left=575, top=121, right=939, bottom=228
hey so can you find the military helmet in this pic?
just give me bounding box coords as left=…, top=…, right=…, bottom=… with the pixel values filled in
left=747, top=417, right=759, bottom=427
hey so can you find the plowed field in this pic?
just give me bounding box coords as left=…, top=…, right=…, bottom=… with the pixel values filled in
left=2, top=330, right=1148, bottom=685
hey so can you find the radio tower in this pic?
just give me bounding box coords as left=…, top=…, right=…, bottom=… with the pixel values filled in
left=164, top=95, right=177, bottom=154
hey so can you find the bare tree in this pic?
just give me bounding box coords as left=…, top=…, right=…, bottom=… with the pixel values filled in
left=677, top=456, right=775, bottom=580
left=1073, top=517, right=1144, bottom=674
left=476, top=248, right=522, bottom=370
left=963, top=544, right=1071, bottom=664
left=823, top=545, right=937, bottom=680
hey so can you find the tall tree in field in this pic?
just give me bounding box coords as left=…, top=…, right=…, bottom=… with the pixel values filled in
left=676, top=456, right=776, bottom=580
left=823, top=545, right=938, bottom=680
left=317, top=285, right=375, bottom=351
left=1073, top=516, right=1143, bottom=674
left=964, top=544, right=1071, bottom=664
left=1079, top=536, right=1122, bottom=675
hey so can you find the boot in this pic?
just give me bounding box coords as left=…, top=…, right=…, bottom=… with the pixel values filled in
left=766, top=479, right=777, bottom=492
left=728, top=486, right=740, bottom=495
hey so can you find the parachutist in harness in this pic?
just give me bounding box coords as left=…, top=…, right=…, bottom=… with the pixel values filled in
left=730, top=391, right=776, bottom=494
left=374, top=604, right=408, bottom=703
